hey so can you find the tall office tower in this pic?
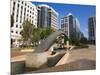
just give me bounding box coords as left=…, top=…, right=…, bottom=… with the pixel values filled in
left=11, top=0, right=38, bottom=47
left=75, top=18, right=81, bottom=39
left=37, top=4, right=59, bottom=30
left=61, top=13, right=80, bottom=40
left=88, top=16, right=96, bottom=44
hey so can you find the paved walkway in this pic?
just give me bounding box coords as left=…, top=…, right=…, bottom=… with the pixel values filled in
left=29, top=45, right=96, bottom=73
left=11, top=49, right=33, bottom=62
left=66, top=45, right=96, bottom=64
left=11, top=45, right=96, bottom=73
left=11, top=55, right=26, bottom=62
left=56, top=45, right=96, bottom=66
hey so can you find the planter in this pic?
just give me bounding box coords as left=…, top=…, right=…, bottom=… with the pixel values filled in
left=11, top=61, right=25, bottom=74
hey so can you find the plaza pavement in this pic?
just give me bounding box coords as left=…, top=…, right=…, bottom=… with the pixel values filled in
left=11, top=45, right=96, bottom=73
left=28, top=45, right=96, bottom=73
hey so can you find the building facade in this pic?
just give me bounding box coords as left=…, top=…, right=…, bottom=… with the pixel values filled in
left=37, top=4, right=59, bottom=30
left=80, top=32, right=84, bottom=39
left=88, top=16, right=96, bottom=44
left=75, top=18, right=81, bottom=39
left=11, top=0, right=37, bottom=47
left=61, top=13, right=80, bottom=40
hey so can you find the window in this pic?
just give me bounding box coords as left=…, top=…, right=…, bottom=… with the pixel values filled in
left=16, top=25, right=18, bottom=28
left=24, top=12, right=26, bottom=20
left=25, top=3, right=27, bottom=6
left=18, top=4, right=19, bottom=7
left=27, top=14, right=28, bottom=16
left=20, top=6, right=23, bottom=23
left=16, top=4, right=19, bottom=22
left=12, top=2, right=15, bottom=16
left=16, top=14, right=18, bottom=17
left=11, top=31, right=13, bottom=33
left=22, top=1, right=23, bottom=4
left=24, top=8, right=26, bottom=20
left=20, top=17, right=22, bottom=23
left=61, top=24, right=64, bottom=28
left=20, top=32, right=22, bottom=35
left=16, top=31, right=18, bottom=34
left=21, top=6, right=23, bottom=9
left=61, top=19, right=64, bottom=24
left=24, top=8, right=26, bottom=15
left=12, top=11, right=14, bottom=16
left=16, top=14, right=18, bottom=22
left=28, top=5, right=29, bottom=8
left=21, top=6, right=23, bottom=14
left=20, top=26, right=22, bottom=29
left=24, top=12, right=25, bottom=16
left=65, top=18, right=67, bottom=22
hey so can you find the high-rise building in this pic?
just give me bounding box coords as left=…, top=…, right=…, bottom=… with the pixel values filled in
left=37, top=4, right=59, bottom=30
left=88, top=16, right=96, bottom=44
left=11, top=0, right=38, bottom=47
left=61, top=13, right=80, bottom=40
left=80, top=32, right=84, bottom=39
left=75, top=18, right=81, bottom=39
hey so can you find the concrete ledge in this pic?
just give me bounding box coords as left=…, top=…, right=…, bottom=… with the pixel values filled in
left=11, top=55, right=26, bottom=62
left=25, top=52, right=48, bottom=69
left=48, top=52, right=65, bottom=67
left=11, top=61, right=25, bottom=74
left=25, top=52, right=66, bottom=69
left=55, top=51, right=69, bottom=66
left=11, top=51, right=66, bottom=74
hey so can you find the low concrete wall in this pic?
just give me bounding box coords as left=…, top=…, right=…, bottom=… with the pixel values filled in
left=47, top=53, right=65, bottom=67
left=11, top=61, right=25, bottom=74
left=26, top=52, right=48, bottom=69
left=11, top=52, right=66, bottom=74
left=56, top=51, right=69, bottom=66
left=25, top=52, right=65, bottom=68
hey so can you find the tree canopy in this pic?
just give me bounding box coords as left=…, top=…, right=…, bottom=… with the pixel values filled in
left=20, top=20, right=54, bottom=47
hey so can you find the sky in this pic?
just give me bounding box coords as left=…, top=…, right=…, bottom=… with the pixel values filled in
left=32, top=2, right=96, bottom=38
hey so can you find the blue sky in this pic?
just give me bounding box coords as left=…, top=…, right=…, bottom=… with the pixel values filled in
left=32, top=2, right=96, bottom=38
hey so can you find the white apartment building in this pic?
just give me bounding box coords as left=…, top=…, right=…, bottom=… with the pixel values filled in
left=51, top=8, right=59, bottom=30
left=11, top=0, right=37, bottom=47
